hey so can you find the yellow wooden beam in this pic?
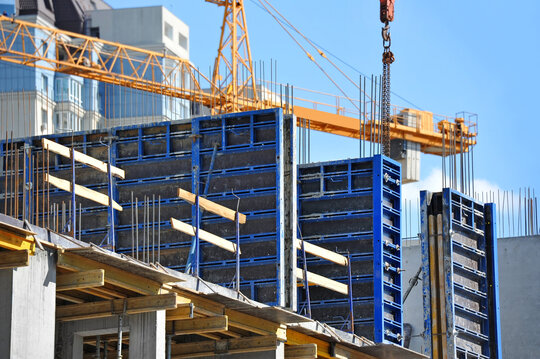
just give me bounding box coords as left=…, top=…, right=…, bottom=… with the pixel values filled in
left=45, top=174, right=123, bottom=211
left=295, top=267, right=348, bottom=295
left=0, top=249, right=30, bottom=269
left=56, top=293, right=177, bottom=321
left=42, top=139, right=125, bottom=179
left=57, top=252, right=162, bottom=295
left=56, top=269, right=105, bottom=291
left=0, top=223, right=36, bottom=255
left=285, top=343, right=317, bottom=359
left=56, top=292, right=85, bottom=304
left=226, top=309, right=287, bottom=341
left=296, top=239, right=348, bottom=266
left=170, top=335, right=279, bottom=358
left=166, top=303, right=193, bottom=321
left=178, top=189, right=246, bottom=224
left=286, top=329, right=373, bottom=359
left=170, top=315, right=228, bottom=335
left=170, top=217, right=238, bottom=253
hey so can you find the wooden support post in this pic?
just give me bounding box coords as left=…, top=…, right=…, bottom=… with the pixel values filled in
left=178, top=189, right=246, bottom=223
left=295, top=268, right=349, bottom=295
left=170, top=315, right=228, bottom=335
left=0, top=249, right=30, bottom=269
left=170, top=335, right=279, bottom=358
left=56, top=293, right=177, bottom=321
left=45, top=174, right=123, bottom=211
left=296, top=239, right=348, bottom=266
left=170, top=217, right=238, bottom=253
left=285, top=343, right=317, bottom=359
left=56, top=269, right=105, bottom=291
left=42, top=139, right=125, bottom=179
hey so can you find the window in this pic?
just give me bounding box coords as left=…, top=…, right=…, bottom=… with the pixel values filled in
left=42, top=74, right=48, bottom=94
left=90, top=27, right=100, bottom=38
left=164, top=22, right=173, bottom=40
left=41, top=40, right=48, bottom=57
left=43, top=0, right=52, bottom=11
left=178, top=32, right=188, bottom=51
left=41, top=109, right=48, bottom=132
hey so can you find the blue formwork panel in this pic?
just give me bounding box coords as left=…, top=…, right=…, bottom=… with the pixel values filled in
left=1, top=108, right=286, bottom=306
left=297, top=155, right=403, bottom=344
left=420, top=189, right=502, bottom=359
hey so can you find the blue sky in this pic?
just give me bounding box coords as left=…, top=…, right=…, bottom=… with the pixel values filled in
left=107, top=0, right=539, bottom=198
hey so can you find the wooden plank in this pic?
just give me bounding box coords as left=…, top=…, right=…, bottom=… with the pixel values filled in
left=42, top=138, right=125, bottom=179
left=296, top=240, right=348, bottom=266
left=0, top=249, right=29, bottom=269
left=171, top=335, right=279, bottom=358
left=57, top=252, right=162, bottom=295
left=177, top=189, right=246, bottom=224
left=170, top=217, right=238, bottom=253
left=166, top=303, right=193, bottom=321
left=170, top=315, right=228, bottom=335
left=0, top=228, right=35, bottom=255
left=57, top=269, right=105, bottom=291
left=285, top=344, right=317, bottom=358
left=226, top=309, right=287, bottom=341
left=295, top=268, right=348, bottom=295
left=56, top=293, right=177, bottom=321
left=56, top=292, right=85, bottom=304
left=45, top=173, right=123, bottom=211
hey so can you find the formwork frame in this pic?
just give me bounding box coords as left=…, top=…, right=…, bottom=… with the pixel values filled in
left=421, top=188, right=502, bottom=359
left=297, top=155, right=403, bottom=344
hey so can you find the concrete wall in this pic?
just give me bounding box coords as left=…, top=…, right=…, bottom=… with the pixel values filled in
left=402, top=236, right=540, bottom=358
left=0, top=248, right=56, bottom=358
left=90, top=6, right=189, bottom=59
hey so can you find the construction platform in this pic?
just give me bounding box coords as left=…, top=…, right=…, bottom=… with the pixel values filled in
left=0, top=212, right=425, bottom=359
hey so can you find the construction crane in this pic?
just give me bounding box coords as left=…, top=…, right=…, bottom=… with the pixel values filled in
left=0, top=2, right=475, bottom=157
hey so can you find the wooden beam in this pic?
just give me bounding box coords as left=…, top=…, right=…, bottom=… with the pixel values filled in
left=170, top=217, right=238, bottom=253
left=42, top=138, right=125, bottom=179
left=45, top=174, right=123, bottom=211
left=57, top=252, right=162, bottom=295
left=295, top=267, right=348, bottom=295
left=286, top=329, right=373, bottom=359
left=170, top=315, right=228, bottom=335
left=296, top=239, right=348, bottom=266
left=56, top=292, right=85, bottom=304
left=57, top=269, right=105, bottom=291
left=0, top=249, right=29, bottom=269
left=0, top=226, right=35, bottom=255
left=177, top=189, right=246, bottom=224
left=226, top=309, right=287, bottom=341
left=166, top=303, right=193, bottom=321
left=285, top=344, right=317, bottom=359
left=56, top=293, right=177, bottom=321
left=171, top=335, right=279, bottom=358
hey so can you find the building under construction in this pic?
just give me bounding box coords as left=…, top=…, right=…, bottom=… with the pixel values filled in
left=0, top=1, right=538, bottom=358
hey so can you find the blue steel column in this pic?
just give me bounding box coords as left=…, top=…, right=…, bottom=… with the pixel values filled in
left=420, top=190, right=433, bottom=357
left=71, top=147, right=76, bottom=239
left=235, top=212, right=241, bottom=292
left=107, top=138, right=115, bottom=250
left=442, top=188, right=457, bottom=357
left=485, top=203, right=502, bottom=358
left=194, top=194, right=200, bottom=277
left=185, top=117, right=200, bottom=274
left=372, top=154, right=384, bottom=342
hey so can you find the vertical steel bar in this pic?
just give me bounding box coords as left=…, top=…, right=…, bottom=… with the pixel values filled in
left=194, top=193, right=200, bottom=277
left=235, top=212, right=241, bottom=292
left=347, top=253, right=354, bottom=333
left=300, top=239, right=311, bottom=318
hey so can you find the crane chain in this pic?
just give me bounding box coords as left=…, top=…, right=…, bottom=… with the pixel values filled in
left=381, top=23, right=394, bottom=157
